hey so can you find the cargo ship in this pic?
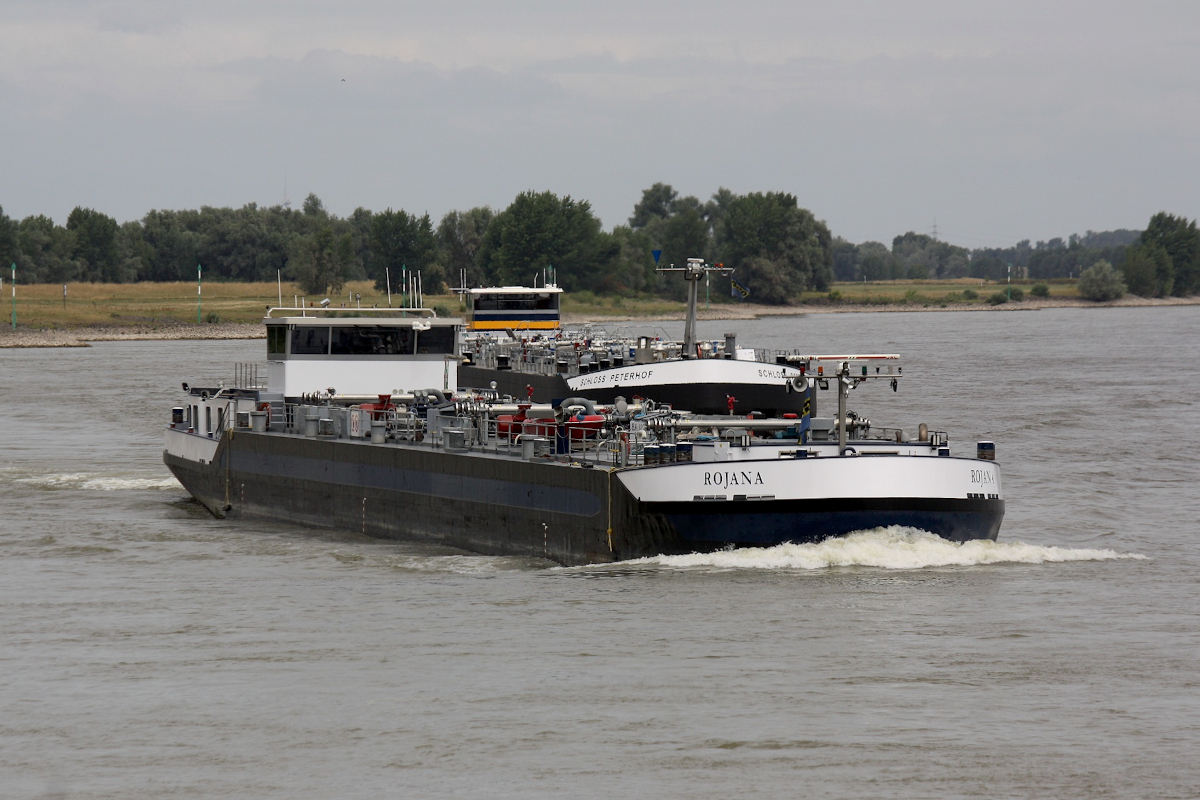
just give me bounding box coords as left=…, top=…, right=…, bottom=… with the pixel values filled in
left=163, top=305, right=1005, bottom=566
left=457, top=260, right=811, bottom=416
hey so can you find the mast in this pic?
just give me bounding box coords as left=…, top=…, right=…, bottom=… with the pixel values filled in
left=657, top=258, right=731, bottom=358
left=837, top=361, right=849, bottom=454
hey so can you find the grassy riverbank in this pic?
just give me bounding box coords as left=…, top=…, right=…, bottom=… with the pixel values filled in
left=0, top=278, right=1194, bottom=347
left=0, top=278, right=1078, bottom=327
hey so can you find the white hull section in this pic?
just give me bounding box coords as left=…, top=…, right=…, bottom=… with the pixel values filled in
left=566, top=358, right=801, bottom=393
left=268, top=358, right=457, bottom=398
left=164, top=426, right=220, bottom=465
left=617, top=454, right=1002, bottom=503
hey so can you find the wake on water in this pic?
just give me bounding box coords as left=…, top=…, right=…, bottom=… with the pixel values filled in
left=4, top=468, right=1147, bottom=572
left=10, top=471, right=181, bottom=492
left=614, top=526, right=1147, bottom=571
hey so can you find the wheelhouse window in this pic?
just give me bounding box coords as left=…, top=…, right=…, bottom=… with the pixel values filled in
left=267, top=325, right=287, bottom=355
left=415, top=326, right=455, bottom=354
left=473, top=293, right=559, bottom=312
left=291, top=326, right=330, bottom=355
left=331, top=326, right=414, bottom=356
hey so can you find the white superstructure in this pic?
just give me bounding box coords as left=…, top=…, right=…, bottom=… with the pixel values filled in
left=263, top=309, right=463, bottom=398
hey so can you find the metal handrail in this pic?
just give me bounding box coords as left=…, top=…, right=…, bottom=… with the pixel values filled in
left=264, top=306, right=444, bottom=319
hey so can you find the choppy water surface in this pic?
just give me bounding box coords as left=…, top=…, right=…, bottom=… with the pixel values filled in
left=2, top=307, right=1198, bottom=799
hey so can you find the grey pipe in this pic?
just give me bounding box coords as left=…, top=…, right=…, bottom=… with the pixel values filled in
left=555, top=397, right=599, bottom=415
left=647, top=417, right=809, bottom=431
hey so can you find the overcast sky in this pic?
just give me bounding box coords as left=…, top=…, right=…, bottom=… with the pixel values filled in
left=2, top=0, right=1197, bottom=247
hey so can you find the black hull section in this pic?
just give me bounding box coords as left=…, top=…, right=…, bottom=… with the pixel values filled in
left=459, top=365, right=807, bottom=417
left=165, top=433, right=684, bottom=566
left=166, top=432, right=1002, bottom=566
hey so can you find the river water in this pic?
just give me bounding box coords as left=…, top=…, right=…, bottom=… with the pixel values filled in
left=2, top=307, right=1198, bottom=799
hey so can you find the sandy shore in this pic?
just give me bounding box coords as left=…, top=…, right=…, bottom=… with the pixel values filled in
left=2, top=296, right=1196, bottom=347
left=0, top=322, right=265, bottom=348
left=561, top=294, right=1200, bottom=323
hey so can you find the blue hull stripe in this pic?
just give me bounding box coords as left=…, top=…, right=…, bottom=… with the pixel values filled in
left=472, top=312, right=560, bottom=321
left=652, top=498, right=1004, bottom=544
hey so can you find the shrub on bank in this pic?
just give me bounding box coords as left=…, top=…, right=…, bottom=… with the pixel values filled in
left=1030, top=283, right=1050, bottom=298
left=1078, top=260, right=1127, bottom=302
left=986, top=287, right=1024, bottom=304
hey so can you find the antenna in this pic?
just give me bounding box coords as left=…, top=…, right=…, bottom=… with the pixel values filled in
left=930, top=219, right=938, bottom=240
left=656, top=258, right=732, bottom=358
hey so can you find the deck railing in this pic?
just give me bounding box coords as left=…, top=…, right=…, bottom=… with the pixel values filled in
left=233, top=362, right=267, bottom=390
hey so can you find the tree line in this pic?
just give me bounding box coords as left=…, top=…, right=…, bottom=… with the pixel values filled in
left=0, top=186, right=1195, bottom=303
left=831, top=213, right=1199, bottom=298
left=0, top=185, right=833, bottom=305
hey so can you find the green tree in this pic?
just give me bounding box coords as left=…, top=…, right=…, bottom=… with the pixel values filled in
left=1118, top=245, right=1167, bottom=297
left=67, top=207, right=123, bottom=282
left=369, top=209, right=441, bottom=294
left=116, top=220, right=151, bottom=281
left=141, top=209, right=201, bottom=281
left=856, top=241, right=894, bottom=281
left=1078, top=260, right=1126, bottom=301
left=346, top=207, right=374, bottom=283
left=606, top=225, right=655, bottom=295
left=302, top=193, right=328, bottom=218
left=437, top=207, right=494, bottom=288
left=16, top=215, right=78, bottom=283
left=737, top=256, right=794, bottom=304
left=702, top=188, right=737, bottom=263
left=653, top=206, right=712, bottom=299
left=907, top=262, right=930, bottom=280
left=892, top=232, right=969, bottom=279
left=830, top=237, right=858, bottom=282
left=629, top=183, right=678, bottom=229
left=191, top=204, right=295, bottom=283
left=1140, top=212, right=1199, bottom=296
left=288, top=225, right=353, bottom=296
left=478, top=191, right=613, bottom=292
left=625, top=186, right=716, bottom=297
left=718, top=192, right=833, bottom=303
left=0, top=206, right=18, bottom=272
left=1024, top=235, right=1131, bottom=281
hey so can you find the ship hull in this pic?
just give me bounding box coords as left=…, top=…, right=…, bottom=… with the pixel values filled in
left=617, top=454, right=1003, bottom=545
left=460, top=359, right=810, bottom=417
left=165, top=428, right=1003, bottom=566
left=651, top=498, right=1003, bottom=544
left=165, top=429, right=677, bottom=565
